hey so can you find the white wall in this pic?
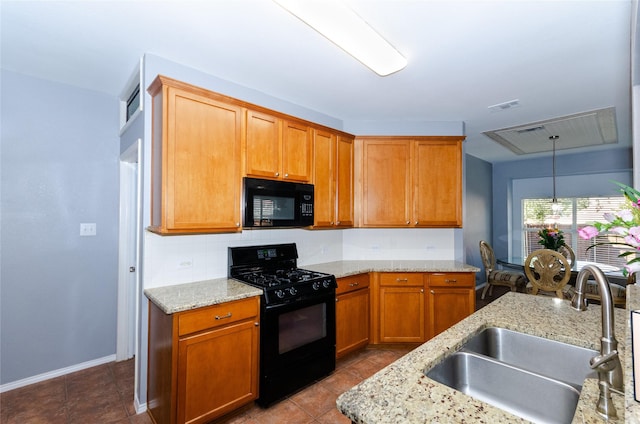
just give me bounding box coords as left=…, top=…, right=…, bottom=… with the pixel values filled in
left=143, top=227, right=458, bottom=289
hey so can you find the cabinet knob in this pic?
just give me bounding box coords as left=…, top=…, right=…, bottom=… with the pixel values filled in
left=254, top=322, right=260, bottom=326
left=406, top=220, right=410, bottom=225
left=275, top=172, right=280, bottom=177
left=421, top=288, right=424, bottom=293
left=336, top=221, right=341, bottom=225
left=330, top=221, right=334, bottom=225
left=284, top=173, right=289, bottom=177
left=430, top=290, right=435, bottom=294
left=415, top=221, right=419, bottom=225
left=236, top=222, right=240, bottom=227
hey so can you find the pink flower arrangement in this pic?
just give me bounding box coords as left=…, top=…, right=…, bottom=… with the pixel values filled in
left=578, top=181, right=640, bottom=276
left=538, top=227, right=565, bottom=250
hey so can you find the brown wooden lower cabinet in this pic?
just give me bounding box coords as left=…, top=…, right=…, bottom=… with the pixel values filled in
left=370, top=272, right=475, bottom=345
left=336, top=274, right=370, bottom=358
left=427, top=273, right=475, bottom=339
left=148, top=297, right=260, bottom=424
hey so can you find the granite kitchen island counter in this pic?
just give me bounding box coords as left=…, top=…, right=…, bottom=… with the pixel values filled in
left=337, top=290, right=637, bottom=423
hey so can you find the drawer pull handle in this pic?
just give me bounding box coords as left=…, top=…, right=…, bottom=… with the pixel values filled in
left=396, top=278, right=408, bottom=282
left=445, top=279, right=458, bottom=283
left=349, top=282, right=360, bottom=287
left=215, top=312, right=232, bottom=320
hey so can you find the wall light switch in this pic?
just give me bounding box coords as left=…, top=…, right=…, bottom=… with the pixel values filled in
left=80, top=223, right=97, bottom=236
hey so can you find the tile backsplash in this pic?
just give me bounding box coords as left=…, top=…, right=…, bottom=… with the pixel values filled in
left=144, top=228, right=458, bottom=288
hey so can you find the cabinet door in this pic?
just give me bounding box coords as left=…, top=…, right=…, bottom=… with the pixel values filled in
left=361, top=139, right=411, bottom=227
left=427, top=287, right=474, bottom=339
left=282, top=120, right=312, bottom=182
left=378, top=286, right=425, bottom=343
left=336, top=288, right=370, bottom=358
left=312, top=129, right=336, bottom=227
left=246, top=110, right=281, bottom=179
left=413, top=139, right=462, bottom=227
left=335, top=135, right=354, bottom=227
left=177, top=319, right=259, bottom=424
left=163, top=86, right=242, bottom=231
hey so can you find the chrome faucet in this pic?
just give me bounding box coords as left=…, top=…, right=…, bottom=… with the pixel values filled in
left=570, top=264, right=623, bottom=420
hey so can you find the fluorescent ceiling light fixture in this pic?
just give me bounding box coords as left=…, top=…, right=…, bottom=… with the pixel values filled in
left=273, top=0, right=407, bottom=76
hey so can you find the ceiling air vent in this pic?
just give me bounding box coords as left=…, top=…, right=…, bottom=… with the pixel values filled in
left=483, top=107, right=618, bottom=155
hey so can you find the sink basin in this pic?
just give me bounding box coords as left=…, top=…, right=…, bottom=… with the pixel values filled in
left=461, top=327, right=598, bottom=389
left=425, top=327, right=599, bottom=423
left=426, top=351, right=581, bottom=424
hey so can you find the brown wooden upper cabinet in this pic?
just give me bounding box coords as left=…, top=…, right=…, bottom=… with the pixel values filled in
left=356, top=136, right=464, bottom=228
left=147, top=76, right=242, bottom=234
left=312, top=130, right=354, bottom=228
left=245, top=110, right=312, bottom=182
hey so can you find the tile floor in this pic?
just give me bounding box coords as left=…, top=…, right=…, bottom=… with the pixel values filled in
left=0, top=286, right=503, bottom=424
left=0, top=359, right=151, bottom=424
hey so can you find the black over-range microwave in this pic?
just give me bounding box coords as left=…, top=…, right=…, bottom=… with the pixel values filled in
left=243, top=177, right=314, bottom=228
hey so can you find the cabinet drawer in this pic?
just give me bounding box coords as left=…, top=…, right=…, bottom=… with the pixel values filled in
left=428, top=272, right=474, bottom=287
left=178, top=297, right=259, bottom=336
left=379, top=273, right=424, bottom=287
left=336, top=273, right=370, bottom=295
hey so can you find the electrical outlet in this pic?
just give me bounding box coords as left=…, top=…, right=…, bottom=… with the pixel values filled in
left=80, top=223, right=97, bottom=236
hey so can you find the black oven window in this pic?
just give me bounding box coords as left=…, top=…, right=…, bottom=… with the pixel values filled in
left=253, top=195, right=295, bottom=222
left=278, top=303, right=326, bottom=354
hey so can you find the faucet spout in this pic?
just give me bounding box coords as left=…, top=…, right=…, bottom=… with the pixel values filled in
left=570, top=264, right=622, bottom=419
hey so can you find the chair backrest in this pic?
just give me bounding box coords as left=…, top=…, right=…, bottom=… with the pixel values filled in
left=524, top=249, right=571, bottom=298
left=479, top=241, right=496, bottom=275
left=558, top=245, right=576, bottom=266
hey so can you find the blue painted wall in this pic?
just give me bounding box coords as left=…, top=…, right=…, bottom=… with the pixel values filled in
left=464, top=154, right=493, bottom=286
left=491, top=147, right=633, bottom=260
left=0, top=70, right=120, bottom=384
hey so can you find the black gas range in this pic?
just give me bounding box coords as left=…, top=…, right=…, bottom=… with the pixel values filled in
left=228, top=243, right=337, bottom=407
left=228, top=243, right=336, bottom=306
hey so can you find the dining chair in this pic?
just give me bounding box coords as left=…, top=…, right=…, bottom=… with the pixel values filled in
left=524, top=249, right=573, bottom=299
left=580, top=260, right=629, bottom=308
left=479, top=240, right=526, bottom=299
left=558, top=244, right=576, bottom=266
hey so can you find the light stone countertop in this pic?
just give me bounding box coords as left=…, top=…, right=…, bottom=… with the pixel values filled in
left=144, top=278, right=263, bottom=314
left=303, top=259, right=480, bottom=277
left=144, top=260, right=480, bottom=314
left=337, top=291, right=637, bottom=423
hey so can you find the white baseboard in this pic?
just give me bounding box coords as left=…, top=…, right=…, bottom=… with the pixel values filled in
left=0, top=354, right=116, bottom=393
left=135, top=394, right=147, bottom=414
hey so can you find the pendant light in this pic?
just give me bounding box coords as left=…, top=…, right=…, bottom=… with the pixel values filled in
left=549, top=135, right=560, bottom=214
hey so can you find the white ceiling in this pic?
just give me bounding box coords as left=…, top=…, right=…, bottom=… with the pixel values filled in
left=0, top=0, right=633, bottom=163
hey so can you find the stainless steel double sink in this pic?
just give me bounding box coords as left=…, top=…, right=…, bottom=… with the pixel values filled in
left=426, top=327, right=598, bottom=424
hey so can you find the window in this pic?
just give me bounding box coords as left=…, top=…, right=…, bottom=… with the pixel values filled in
left=522, top=196, right=628, bottom=268
left=126, top=84, right=140, bottom=122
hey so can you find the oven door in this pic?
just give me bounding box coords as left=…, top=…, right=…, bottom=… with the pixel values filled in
left=258, top=291, right=336, bottom=406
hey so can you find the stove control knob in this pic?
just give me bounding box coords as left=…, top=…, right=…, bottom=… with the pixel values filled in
left=312, top=282, right=320, bottom=290
left=288, top=287, right=298, bottom=296
left=322, top=280, right=331, bottom=288
left=275, top=289, right=285, bottom=298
